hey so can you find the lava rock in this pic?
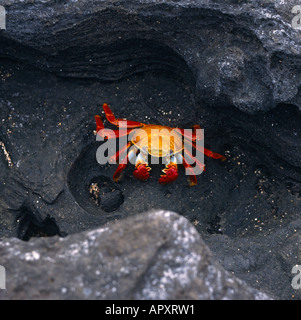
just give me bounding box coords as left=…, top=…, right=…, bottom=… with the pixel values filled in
left=205, top=217, right=301, bottom=300
left=1, top=0, right=301, bottom=112
left=0, top=210, right=271, bottom=300
left=0, top=0, right=300, bottom=301
left=88, top=176, right=124, bottom=212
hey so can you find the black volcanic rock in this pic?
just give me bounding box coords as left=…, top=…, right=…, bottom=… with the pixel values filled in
left=0, top=0, right=301, bottom=300
left=1, top=0, right=301, bottom=112
left=0, top=210, right=271, bottom=300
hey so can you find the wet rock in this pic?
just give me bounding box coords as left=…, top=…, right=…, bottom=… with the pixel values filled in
left=0, top=211, right=271, bottom=300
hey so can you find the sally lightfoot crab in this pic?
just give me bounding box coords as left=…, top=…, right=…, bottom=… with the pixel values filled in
left=95, top=103, right=226, bottom=186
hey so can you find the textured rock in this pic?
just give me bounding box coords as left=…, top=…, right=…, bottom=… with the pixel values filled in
left=1, top=0, right=301, bottom=112
left=0, top=211, right=271, bottom=300
left=206, top=217, right=301, bottom=300
left=0, top=0, right=301, bottom=301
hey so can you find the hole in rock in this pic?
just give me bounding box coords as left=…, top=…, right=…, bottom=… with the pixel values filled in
left=88, top=176, right=124, bottom=212
left=16, top=205, right=65, bottom=241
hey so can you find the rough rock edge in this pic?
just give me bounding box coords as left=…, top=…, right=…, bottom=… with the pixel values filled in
left=0, top=210, right=272, bottom=300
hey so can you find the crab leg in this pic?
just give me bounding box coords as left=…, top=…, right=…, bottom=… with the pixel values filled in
left=176, top=125, right=203, bottom=142
left=95, top=115, right=132, bottom=139
left=159, top=155, right=179, bottom=185
left=203, top=146, right=226, bottom=160
left=102, top=103, right=144, bottom=128
left=133, top=149, right=151, bottom=181
left=176, top=153, right=197, bottom=186
left=95, top=115, right=105, bottom=132
left=113, top=148, right=137, bottom=182
left=109, top=141, right=132, bottom=164
left=184, top=138, right=226, bottom=161
left=184, top=149, right=205, bottom=172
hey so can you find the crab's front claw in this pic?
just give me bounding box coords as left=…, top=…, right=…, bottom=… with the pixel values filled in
left=133, top=163, right=151, bottom=181
left=159, top=164, right=179, bottom=185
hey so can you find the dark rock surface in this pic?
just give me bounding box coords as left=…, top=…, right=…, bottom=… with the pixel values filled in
left=206, top=217, right=301, bottom=301
left=1, top=0, right=301, bottom=112
left=0, top=210, right=271, bottom=300
left=0, top=0, right=301, bottom=300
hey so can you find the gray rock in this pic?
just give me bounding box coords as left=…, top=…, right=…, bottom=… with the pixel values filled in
left=0, top=210, right=271, bottom=300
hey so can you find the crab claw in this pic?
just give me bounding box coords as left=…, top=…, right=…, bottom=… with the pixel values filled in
left=159, top=164, right=179, bottom=185
left=133, top=163, right=151, bottom=181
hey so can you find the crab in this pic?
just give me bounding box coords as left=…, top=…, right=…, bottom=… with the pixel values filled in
left=95, top=103, right=226, bottom=186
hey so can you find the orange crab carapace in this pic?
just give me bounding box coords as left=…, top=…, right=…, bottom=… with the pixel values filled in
left=95, top=103, right=226, bottom=186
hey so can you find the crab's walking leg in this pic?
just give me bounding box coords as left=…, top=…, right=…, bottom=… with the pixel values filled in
left=109, top=141, right=132, bottom=164
left=176, top=125, right=203, bottom=142
left=95, top=115, right=132, bottom=138
left=176, top=153, right=198, bottom=187
left=95, top=115, right=133, bottom=139
left=95, top=115, right=105, bottom=132
left=202, top=146, right=226, bottom=161
left=159, top=155, right=179, bottom=185
left=184, top=138, right=226, bottom=161
left=102, top=103, right=144, bottom=128
left=133, top=148, right=151, bottom=181
left=184, top=148, right=206, bottom=173
left=113, top=147, right=137, bottom=182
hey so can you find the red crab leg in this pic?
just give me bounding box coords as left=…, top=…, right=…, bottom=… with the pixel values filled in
left=113, top=148, right=137, bottom=182
left=177, top=154, right=198, bottom=186
left=109, top=141, right=132, bottom=164
left=95, top=115, right=132, bottom=139
left=102, top=103, right=144, bottom=128
left=95, top=115, right=105, bottom=132
left=184, top=138, right=226, bottom=161
left=176, top=125, right=203, bottom=142
left=184, top=148, right=206, bottom=173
